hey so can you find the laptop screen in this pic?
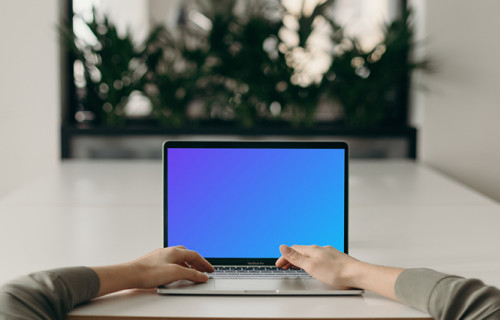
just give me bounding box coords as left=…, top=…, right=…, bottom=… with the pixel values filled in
left=164, top=141, right=348, bottom=262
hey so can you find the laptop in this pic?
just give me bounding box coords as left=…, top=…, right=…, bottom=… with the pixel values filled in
left=158, top=140, right=362, bottom=295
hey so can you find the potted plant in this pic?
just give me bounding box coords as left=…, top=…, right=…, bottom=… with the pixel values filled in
left=62, top=0, right=428, bottom=129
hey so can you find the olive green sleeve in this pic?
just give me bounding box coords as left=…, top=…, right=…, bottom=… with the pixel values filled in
left=0, top=267, right=100, bottom=320
left=395, top=268, right=500, bottom=320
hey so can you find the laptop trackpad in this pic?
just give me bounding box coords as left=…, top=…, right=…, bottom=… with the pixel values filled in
left=215, top=279, right=306, bottom=292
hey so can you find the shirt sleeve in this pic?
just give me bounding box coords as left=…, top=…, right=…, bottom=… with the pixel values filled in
left=0, top=267, right=100, bottom=320
left=395, top=268, right=500, bottom=320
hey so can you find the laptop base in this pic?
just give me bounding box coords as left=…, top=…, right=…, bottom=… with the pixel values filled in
left=157, top=278, right=364, bottom=296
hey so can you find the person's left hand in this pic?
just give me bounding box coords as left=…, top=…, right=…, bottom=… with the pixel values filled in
left=275, top=244, right=357, bottom=289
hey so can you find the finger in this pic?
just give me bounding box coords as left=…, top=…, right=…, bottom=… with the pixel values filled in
left=169, top=265, right=209, bottom=283
left=279, top=245, right=310, bottom=270
left=278, top=261, right=298, bottom=270
left=276, top=244, right=297, bottom=268
left=291, top=244, right=321, bottom=255
left=276, top=257, right=295, bottom=270
left=275, top=256, right=289, bottom=268
left=182, top=250, right=214, bottom=272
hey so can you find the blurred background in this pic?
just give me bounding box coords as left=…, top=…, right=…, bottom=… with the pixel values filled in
left=1, top=0, right=499, bottom=201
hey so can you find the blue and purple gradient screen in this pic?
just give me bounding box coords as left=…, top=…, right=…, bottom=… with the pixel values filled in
left=167, top=148, right=345, bottom=258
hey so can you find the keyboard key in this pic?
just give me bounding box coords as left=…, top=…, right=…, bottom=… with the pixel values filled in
left=209, top=266, right=312, bottom=279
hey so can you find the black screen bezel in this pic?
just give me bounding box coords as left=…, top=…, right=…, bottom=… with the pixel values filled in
left=163, top=141, right=349, bottom=265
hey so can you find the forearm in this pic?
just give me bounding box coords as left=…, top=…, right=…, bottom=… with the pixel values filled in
left=396, top=268, right=500, bottom=319
left=345, top=263, right=500, bottom=319
left=0, top=267, right=100, bottom=320
left=91, top=263, right=142, bottom=297
left=345, top=261, right=405, bottom=300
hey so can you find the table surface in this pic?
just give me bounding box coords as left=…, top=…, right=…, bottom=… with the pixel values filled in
left=1, top=159, right=499, bottom=319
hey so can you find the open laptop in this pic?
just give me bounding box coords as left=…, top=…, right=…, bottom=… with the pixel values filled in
left=158, top=141, right=362, bottom=295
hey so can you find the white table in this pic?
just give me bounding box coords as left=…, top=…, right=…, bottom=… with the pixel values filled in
left=1, top=159, right=498, bottom=319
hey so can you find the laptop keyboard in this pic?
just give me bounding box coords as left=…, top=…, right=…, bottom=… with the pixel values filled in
left=208, top=266, right=312, bottom=279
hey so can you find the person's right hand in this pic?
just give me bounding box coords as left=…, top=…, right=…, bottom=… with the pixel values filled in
left=275, top=244, right=360, bottom=289
left=127, top=246, right=215, bottom=289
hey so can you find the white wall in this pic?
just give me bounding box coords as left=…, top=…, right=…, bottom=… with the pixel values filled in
left=419, top=0, right=500, bottom=202
left=0, top=1, right=60, bottom=198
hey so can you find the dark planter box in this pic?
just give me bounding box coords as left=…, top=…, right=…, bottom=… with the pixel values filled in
left=61, top=122, right=417, bottom=159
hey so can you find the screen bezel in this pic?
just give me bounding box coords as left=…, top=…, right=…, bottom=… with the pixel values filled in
left=163, top=141, right=349, bottom=265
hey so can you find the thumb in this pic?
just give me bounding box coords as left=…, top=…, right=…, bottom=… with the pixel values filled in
left=171, top=265, right=210, bottom=284
left=280, top=245, right=308, bottom=269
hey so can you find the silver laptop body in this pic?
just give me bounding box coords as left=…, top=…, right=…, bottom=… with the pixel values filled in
left=158, top=141, right=362, bottom=296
